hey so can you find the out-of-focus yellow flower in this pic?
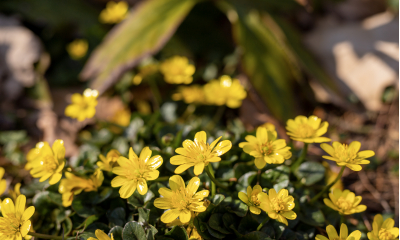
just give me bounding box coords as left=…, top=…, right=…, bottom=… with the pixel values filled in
left=0, top=167, right=6, bottom=196
left=172, top=85, right=206, bottom=105
left=132, top=63, right=159, bottom=85
left=239, top=127, right=291, bottom=169
left=323, top=189, right=367, bottom=215
left=286, top=115, right=331, bottom=143
left=88, top=229, right=114, bottom=240
left=111, top=147, right=163, bottom=198
left=260, top=188, right=296, bottom=226
left=154, top=175, right=209, bottom=223
left=110, top=108, right=131, bottom=127
left=65, top=88, right=99, bottom=122
left=29, top=140, right=65, bottom=185
left=9, top=183, right=21, bottom=202
left=321, top=141, right=374, bottom=171
left=171, top=131, right=232, bottom=176
left=0, top=195, right=35, bottom=240
left=99, top=1, right=128, bottom=24
left=97, top=149, right=121, bottom=172
left=238, top=185, right=268, bottom=215
left=67, top=39, right=88, bottom=60
left=59, top=169, right=104, bottom=207
left=136, top=100, right=152, bottom=115
left=368, top=214, right=399, bottom=240
left=203, top=75, right=246, bottom=108
left=25, top=142, right=45, bottom=170
left=316, top=224, right=361, bottom=240
left=322, top=162, right=343, bottom=190
left=160, top=56, right=195, bottom=84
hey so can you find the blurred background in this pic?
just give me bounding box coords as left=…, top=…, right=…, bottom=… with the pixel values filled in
left=0, top=0, right=398, bottom=226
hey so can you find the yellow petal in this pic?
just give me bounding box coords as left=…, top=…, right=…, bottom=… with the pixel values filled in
left=209, top=136, right=222, bottom=150
left=206, top=157, right=221, bottom=163
left=277, top=214, right=288, bottom=226
left=22, top=206, right=35, bottom=221
left=347, top=230, right=361, bottom=240
left=321, top=143, right=335, bottom=157
left=193, top=190, right=209, bottom=200
left=268, top=189, right=277, bottom=199
left=144, top=170, right=159, bottom=181
left=147, top=155, right=163, bottom=169
left=277, top=189, right=288, bottom=199
left=0, top=167, right=4, bottom=179
left=129, top=147, right=138, bottom=160
left=326, top=225, right=339, bottom=240
left=187, top=177, right=200, bottom=196
left=194, top=131, right=207, bottom=144
left=111, top=176, right=128, bottom=187
left=272, top=139, right=286, bottom=150
left=213, top=140, right=232, bottom=156
left=388, top=228, right=399, bottom=238
left=348, top=141, right=361, bottom=153
left=382, top=218, right=395, bottom=229
left=154, top=198, right=172, bottom=209
left=373, top=214, right=383, bottom=229
left=238, top=192, right=249, bottom=205
left=137, top=178, right=148, bottom=195
left=49, top=173, right=62, bottom=185
left=308, top=116, right=321, bottom=129
left=174, top=163, right=193, bottom=174
left=179, top=209, right=191, bottom=223
left=324, top=198, right=338, bottom=211
left=170, top=155, right=187, bottom=165
left=2, top=198, right=15, bottom=218
left=346, top=164, right=362, bottom=171
left=169, top=175, right=185, bottom=191
left=16, top=195, right=26, bottom=219
left=52, top=139, right=65, bottom=159
left=161, top=209, right=180, bottom=223
left=250, top=206, right=261, bottom=215
left=340, top=223, right=348, bottom=239
left=0, top=179, right=7, bottom=195
left=95, top=229, right=110, bottom=240
left=193, top=162, right=204, bottom=176
left=20, top=220, right=31, bottom=237
left=253, top=185, right=262, bottom=193
left=315, top=235, right=329, bottom=240
left=314, top=121, right=329, bottom=136
left=312, top=137, right=331, bottom=143
left=139, top=147, right=152, bottom=163
left=357, top=150, right=375, bottom=158
left=256, top=127, right=268, bottom=143
left=255, top=157, right=267, bottom=169
left=281, top=211, right=296, bottom=220
left=119, top=180, right=137, bottom=199
left=159, top=188, right=173, bottom=198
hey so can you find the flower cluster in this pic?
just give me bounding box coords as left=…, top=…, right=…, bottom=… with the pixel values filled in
left=67, top=39, right=88, bottom=60
left=99, top=1, right=128, bottom=24
left=160, top=56, right=196, bottom=84
left=65, top=88, right=99, bottom=122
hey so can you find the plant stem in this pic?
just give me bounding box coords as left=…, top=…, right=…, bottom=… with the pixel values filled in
left=257, top=217, right=269, bottom=231
left=179, top=104, right=196, bottom=121
left=310, top=166, right=346, bottom=204
left=205, top=105, right=226, bottom=130
left=291, top=143, right=308, bottom=171
left=148, top=78, right=162, bottom=110
left=205, top=164, right=228, bottom=197
left=340, top=215, right=346, bottom=225
left=28, top=232, right=63, bottom=240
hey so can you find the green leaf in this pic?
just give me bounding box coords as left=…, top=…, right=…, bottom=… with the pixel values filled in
left=76, top=215, right=99, bottom=230
left=237, top=171, right=257, bottom=189
left=238, top=213, right=259, bottom=235
left=75, top=232, right=96, bottom=240
left=260, top=165, right=290, bottom=191
left=127, top=190, right=155, bottom=207
left=93, top=187, right=114, bottom=204
left=62, top=217, right=73, bottom=236
left=165, top=226, right=189, bottom=240
left=109, top=226, right=123, bottom=240
left=207, top=224, right=226, bottom=239
left=226, top=199, right=248, bottom=217
left=138, top=208, right=150, bottom=224
left=72, top=193, right=102, bottom=218
left=208, top=213, right=231, bottom=234
left=122, top=221, right=146, bottom=240
left=222, top=213, right=239, bottom=231
left=212, top=194, right=226, bottom=205
left=237, top=231, right=274, bottom=240
left=227, top=7, right=299, bottom=121
left=107, top=207, right=126, bottom=227
left=81, top=0, right=199, bottom=93
left=294, top=162, right=325, bottom=186
left=146, top=224, right=158, bottom=240
left=193, top=217, right=213, bottom=240
left=299, top=203, right=325, bottom=227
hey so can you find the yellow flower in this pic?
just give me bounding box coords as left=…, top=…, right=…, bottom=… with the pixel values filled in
left=111, top=147, right=163, bottom=198
left=9, top=183, right=21, bottom=202
left=322, top=162, right=343, bottom=190
left=99, top=1, right=128, bottom=24
left=110, top=107, right=131, bottom=127
left=286, top=115, right=331, bottom=143
left=160, top=56, right=195, bottom=84
left=203, top=75, right=247, bottom=108
left=97, top=149, right=121, bottom=172
left=260, top=123, right=277, bottom=136
left=59, top=169, right=104, bottom=207
left=321, top=141, right=374, bottom=171
left=154, top=175, right=209, bottom=223
left=25, top=142, right=45, bottom=170
left=67, top=39, right=88, bottom=60
left=238, top=185, right=268, bottom=215
left=239, top=127, right=292, bottom=169
left=88, top=229, right=114, bottom=240
left=0, top=167, right=6, bottom=196
left=0, top=195, right=35, bottom=240
left=172, top=85, right=206, bottom=105
left=323, top=189, right=367, bottom=215
left=170, top=131, right=232, bottom=176
left=29, top=140, right=65, bottom=185
left=368, top=214, right=399, bottom=240
left=316, top=224, right=361, bottom=240
left=260, top=188, right=297, bottom=226
left=65, top=88, right=99, bottom=122
left=132, top=62, right=159, bottom=85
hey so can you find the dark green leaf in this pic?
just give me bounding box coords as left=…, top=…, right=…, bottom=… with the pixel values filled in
left=212, top=194, right=225, bottom=205
left=294, top=162, right=325, bottom=186
left=193, top=217, right=213, bottom=239
left=138, top=208, right=150, bottom=224
left=237, top=231, right=273, bottom=240
left=93, top=187, right=114, bottom=204
left=123, top=221, right=146, bottom=240
left=207, top=224, right=226, bottom=239
left=226, top=199, right=248, bottom=217
left=165, top=226, right=189, bottom=240
left=238, top=213, right=259, bottom=234
left=208, top=213, right=231, bottom=234
left=107, top=207, right=126, bottom=227
left=109, top=226, right=123, bottom=240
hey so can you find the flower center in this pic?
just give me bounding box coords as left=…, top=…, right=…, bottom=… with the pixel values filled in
left=260, top=141, right=274, bottom=156
left=125, top=159, right=152, bottom=180
left=171, top=187, right=193, bottom=210
left=0, top=215, right=21, bottom=235
left=40, top=155, right=58, bottom=171
left=271, top=198, right=286, bottom=212
left=186, top=140, right=214, bottom=164
left=379, top=228, right=394, bottom=240
left=250, top=195, right=261, bottom=206
left=335, top=197, right=351, bottom=211
left=296, top=124, right=315, bottom=138
left=334, top=144, right=357, bottom=163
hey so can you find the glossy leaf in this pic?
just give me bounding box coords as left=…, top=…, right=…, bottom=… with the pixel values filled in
left=294, top=162, right=325, bottom=186
left=165, top=226, right=189, bottom=240
left=123, top=221, right=146, bottom=240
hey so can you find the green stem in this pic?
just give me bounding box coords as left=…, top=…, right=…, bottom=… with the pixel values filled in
left=205, top=106, right=226, bottom=130
left=340, top=215, right=346, bottom=225
left=28, top=232, right=63, bottom=240
left=205, top=164, right=228, bottom=197
left=180, top=104, right=196, bottom=121
left=310, top=166, right=346, bottom=204
left=148, top=78, right=162, bottom=110
left=291, top=143, right=308, bottom=170
left=257, top=217, right=269, bottom=231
